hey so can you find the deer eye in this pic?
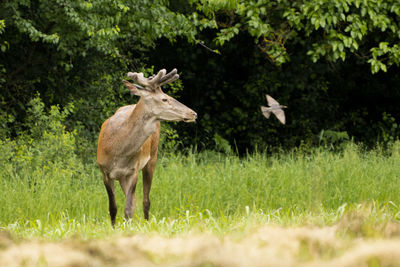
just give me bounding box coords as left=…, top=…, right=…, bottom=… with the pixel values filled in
left=162, top=98, right=168, bottom=102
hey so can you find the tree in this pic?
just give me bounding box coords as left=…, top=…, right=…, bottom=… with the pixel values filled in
left=193, top=0, right=400, bottom=73
left=1, top=0, right=400, bottom=152
left=148, top=0, right=400, bottom=151
left=0, top=0, right=206, bottom=137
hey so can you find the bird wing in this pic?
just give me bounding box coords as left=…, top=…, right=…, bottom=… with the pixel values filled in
left=260, top=106, right=271, bottom=119
left=266, top=94, right=280, bottom=106
left=272, top=108, right=286, bottom=124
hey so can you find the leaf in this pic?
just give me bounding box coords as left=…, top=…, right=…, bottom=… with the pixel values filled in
left=320, top=18, right=326, bottom=28
left=332, top=42, right=338, bottom=51
left=352, top=41, right=359, bottom=50
left=340, top=51, right=346, bottom=61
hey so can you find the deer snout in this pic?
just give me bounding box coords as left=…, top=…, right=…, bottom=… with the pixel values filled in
left=184, top=111, right=197, bottom=123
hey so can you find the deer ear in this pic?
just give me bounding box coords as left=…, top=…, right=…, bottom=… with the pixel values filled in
left=123, top=80, right=146, bottom=96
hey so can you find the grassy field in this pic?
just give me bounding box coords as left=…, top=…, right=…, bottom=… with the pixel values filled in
left=1, top=142, right=400, bottom=265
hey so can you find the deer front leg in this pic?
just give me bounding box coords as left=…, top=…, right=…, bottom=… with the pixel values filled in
left=102, top=173, right=117, bottom=227
left=120, top=173, right=138, bottom=221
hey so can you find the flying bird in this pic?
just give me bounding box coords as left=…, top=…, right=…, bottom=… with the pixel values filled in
left=261, top=94, right=287, bottom=124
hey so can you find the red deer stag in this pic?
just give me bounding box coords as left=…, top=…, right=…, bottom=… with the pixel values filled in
left=97, top=69, right=197, bottom=226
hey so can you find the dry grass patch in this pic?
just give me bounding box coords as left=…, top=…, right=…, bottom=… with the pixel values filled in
left=2, top=218, right=400, bottom=267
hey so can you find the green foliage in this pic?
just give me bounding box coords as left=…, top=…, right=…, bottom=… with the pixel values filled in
left=0, top=19, right=7, bottom=53
left=3, top=96, right=80, bottom=172
left=1, top=0, right=400, bottom=156
left=1, top=0, right=400, bottom=242
left=319, top=129, right=350, bottom=149
left=378, top=112, right=399, bottom=143
left=24, top=94, right=74, bottom=139
left=0, top=20, right=5, bottom=33
left=0, top=0, right=209, bottom=142
left=0, top=96, right=96, bottom=225
left=1, top=0, right=202, bottom=58
left=0, top=19, right=6, bottom=88
left=192, top=0, right=400, bottom=72
left=213, top=133, right=233, bottom=154
left=159, top=123, right=183, bottom=154
left=290, top=0, right=400, bottom=73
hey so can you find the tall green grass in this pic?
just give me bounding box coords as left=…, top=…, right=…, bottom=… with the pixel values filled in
left=2, top=96, right=399, bottom=239
left=1, top=137, right=400, bottom=238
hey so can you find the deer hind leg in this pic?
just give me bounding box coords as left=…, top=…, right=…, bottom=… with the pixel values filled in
left=103, top=174, right=117, bottom=227
left=142, top=158, right=157, bottom=220
left=120, top=173, right=138, bottom=221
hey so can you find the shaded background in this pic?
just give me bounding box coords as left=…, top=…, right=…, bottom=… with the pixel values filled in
left=1, top=0, right=400, bottom=156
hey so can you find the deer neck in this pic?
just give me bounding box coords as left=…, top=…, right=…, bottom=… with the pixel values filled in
left=123, top=99, right=158, bottom=154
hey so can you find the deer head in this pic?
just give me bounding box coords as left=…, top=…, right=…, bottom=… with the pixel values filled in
left=122, top=69, right=197, bottom=122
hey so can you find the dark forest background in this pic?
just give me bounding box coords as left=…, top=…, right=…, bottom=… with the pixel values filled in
left=1, top=0, right=400, bottom=158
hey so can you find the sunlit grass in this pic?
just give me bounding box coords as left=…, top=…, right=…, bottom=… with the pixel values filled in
left=1, top=142, right=400, bottom=239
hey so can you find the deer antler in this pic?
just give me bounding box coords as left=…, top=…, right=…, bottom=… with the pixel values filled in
left=127, top=72, right=151, bottom=87
left=159, top=68, right=179, bottom=87
left=149, top=69, right=166, bottom=85
left=127, top=69, right=179, bottom=90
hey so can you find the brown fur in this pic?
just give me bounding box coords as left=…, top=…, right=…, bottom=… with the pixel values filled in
left=97, top=70, right=196, bottom=226
left=97, top=100, right=161, bottom=225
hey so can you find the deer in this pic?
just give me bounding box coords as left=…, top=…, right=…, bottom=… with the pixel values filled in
left=97, top=68, right=197, bottom=226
